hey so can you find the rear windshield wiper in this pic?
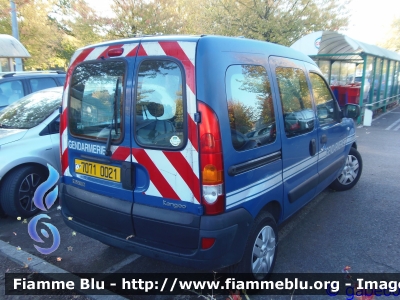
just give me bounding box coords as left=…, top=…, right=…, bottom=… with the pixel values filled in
left=105, top=78, right=120, bottom=156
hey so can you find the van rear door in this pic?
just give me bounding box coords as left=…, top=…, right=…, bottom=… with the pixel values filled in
left=126, top=41, right=202, bottom=249
left=61, top=44, right=139, bottom=236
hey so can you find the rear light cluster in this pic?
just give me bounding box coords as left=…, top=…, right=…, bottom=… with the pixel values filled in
left=108, top=48, right=124, bottom=57
left=60, top=108, right=66, bottom=174
left=290, top=122, right=300, bottom=130
left=198, top=102, right=225, bottom=215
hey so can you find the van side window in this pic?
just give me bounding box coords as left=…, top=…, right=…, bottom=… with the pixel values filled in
left=309, top=73, right=337, bottom=125
left=135, top=60, right=185, bottom=149
left=276, top=67, right=315, bottom=137
left=69, top=61, right=125, bottom=142
left=226, top=65, right=276, bottom=151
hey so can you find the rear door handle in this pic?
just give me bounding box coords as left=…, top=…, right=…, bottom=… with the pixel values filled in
left=122, top=161, right=135, bottom=190
left=309, top=139, right=316, bottom=156
left=320, top=134, right=327, bottom=144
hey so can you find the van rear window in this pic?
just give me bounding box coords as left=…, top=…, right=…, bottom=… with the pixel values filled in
left=68, top=61, right=125, bottom=142
left=225, top=65, right=276, bottom=151
left=135, top=60, right=185, bottom=149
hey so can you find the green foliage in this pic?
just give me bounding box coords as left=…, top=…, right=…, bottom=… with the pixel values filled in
left=199, top=0, right=351, bottom=46
left=381, top=17, right=400, bottom=52
left=239, top=65, right=275, bottom=124
left=0, top=0, right=351, bottom=69
left=228, top=100, right=257, bottom=133
left=105, top=0, right=196, bottom=37
left=0, top=0, right=12, bottom=34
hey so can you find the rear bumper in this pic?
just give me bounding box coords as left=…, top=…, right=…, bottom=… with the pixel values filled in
left=60, top=183, right=253, bottom=270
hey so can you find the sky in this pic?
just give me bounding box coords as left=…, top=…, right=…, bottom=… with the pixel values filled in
left=342, top=0, right=400, bottom=45
left=88, top=0, right=400, bottom=47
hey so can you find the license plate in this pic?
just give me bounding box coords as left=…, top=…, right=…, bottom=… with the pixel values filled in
left=74, top=159, right=121, bottom=182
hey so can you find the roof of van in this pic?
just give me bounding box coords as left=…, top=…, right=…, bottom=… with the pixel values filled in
left=75, top=35, right=316, bottom=65
left=78, top=35, right=201, bottom=50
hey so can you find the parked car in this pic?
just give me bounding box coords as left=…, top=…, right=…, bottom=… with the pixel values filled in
left=372, top=76, right=392, bottom=96
left=284, top=108, right=315, bottom=135
left=0, top=71, right=66, bottom=111
left=60, top=35, right=362, bottom=280
left=250, top=123, right=276, bottom=145
left=0, top=87, right=62, bottom=218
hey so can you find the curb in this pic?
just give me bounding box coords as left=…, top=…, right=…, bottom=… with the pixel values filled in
left=0, top=240, right=126, bottom=300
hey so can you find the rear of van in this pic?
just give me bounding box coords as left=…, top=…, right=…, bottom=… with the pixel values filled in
left=60, top=36, right=254, bottom=271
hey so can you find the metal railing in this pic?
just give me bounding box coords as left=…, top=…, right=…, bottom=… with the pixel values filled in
left=359, top=94, right=399, bottom=125
left=363, top=95, right=399, bottom=108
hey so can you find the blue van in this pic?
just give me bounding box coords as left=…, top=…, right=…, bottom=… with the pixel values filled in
left=60, top=35, right=362, bottom=280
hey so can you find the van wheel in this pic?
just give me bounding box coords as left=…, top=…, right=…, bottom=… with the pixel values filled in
left=235, top=212, right=278, bottom=280
left=330, top=147, right=362, bottom=191
left=0, top=204, right=7, bottom=218
left=0, top=166, right=47, bottom=218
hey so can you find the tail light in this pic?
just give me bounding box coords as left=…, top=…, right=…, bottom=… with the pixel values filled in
left=198, top=102, right=225, bottom=215
left=108, top=48, right=124, bottom=57
left=290, top=122, right=300, bottom=130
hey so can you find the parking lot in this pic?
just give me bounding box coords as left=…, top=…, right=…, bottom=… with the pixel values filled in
left=1, top=105, right=400, bottom=299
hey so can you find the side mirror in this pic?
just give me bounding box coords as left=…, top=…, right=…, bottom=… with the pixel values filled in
left=342, top=104, right=360, bottom=119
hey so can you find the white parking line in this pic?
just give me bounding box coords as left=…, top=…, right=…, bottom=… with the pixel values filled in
left=0, top=240, right=127, bottom=300
left=102, top=253, right=141, bottom=273
left=385, top=118, right=400, bottom=130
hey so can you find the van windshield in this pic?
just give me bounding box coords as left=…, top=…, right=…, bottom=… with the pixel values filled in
left=68, top=61, right=125, bottom=142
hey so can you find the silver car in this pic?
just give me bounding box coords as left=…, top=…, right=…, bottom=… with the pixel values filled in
left=0, top=87, right=62, bottom=218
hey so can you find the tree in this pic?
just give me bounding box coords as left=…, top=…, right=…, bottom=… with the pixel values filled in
left=0, top=0, right=12, bottom=34
left=104, top=0, right=208, bottom=37
left=17, top=0, right=66, bottom=70
left=50, top=0, right=108, bottom=65
left=199, top=0, right=351, bottom=46
left=0, top=0, right=70, bottom=70
left=239, top=65, right=275, bottom=124
left=227, top=100, right=257, bottom=133
left=105, top=0, right=178, bottom=37
left=0, top=0, right=69, bottom=70
left=381, top=17, right=400, bottom=52
left=0, top=0, right=352, bottom=70
left=0, top=0, right=107, bottom=70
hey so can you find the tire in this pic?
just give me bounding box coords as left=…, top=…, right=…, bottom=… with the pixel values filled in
left=0, top=204, right=7, bottom=218
left=330, top=147, right=362, bottom=191
left=234, top=211, right=278, bottom=280
left=0, top=166, right=48, bottom=218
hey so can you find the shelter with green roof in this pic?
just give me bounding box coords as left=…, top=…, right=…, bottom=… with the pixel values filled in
left=0, top=34, right=30, bottom=72
left=291, top=31, right=400, bottom=124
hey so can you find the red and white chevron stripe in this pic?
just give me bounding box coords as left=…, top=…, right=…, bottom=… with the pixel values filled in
left=122, top=41, right=200, bottom=203
left=61, top=40, right=200, bottom=204
left=60, top=43, right=140, bottom=177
